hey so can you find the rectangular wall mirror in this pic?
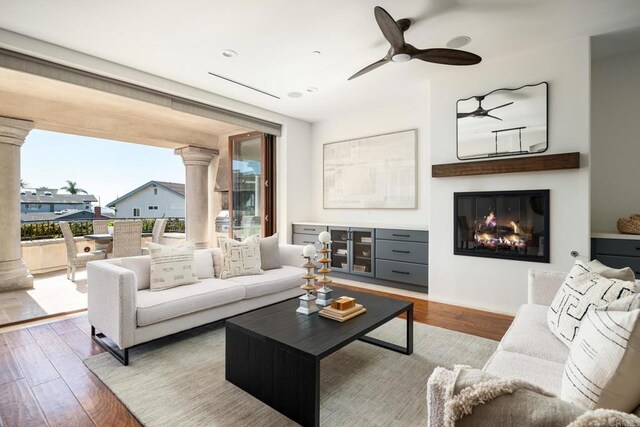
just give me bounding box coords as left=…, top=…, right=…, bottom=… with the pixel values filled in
left=456, top=82, right=548, bottom=160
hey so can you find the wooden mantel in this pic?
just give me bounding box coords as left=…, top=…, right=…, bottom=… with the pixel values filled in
left=432, top=152, right=580, bottom=178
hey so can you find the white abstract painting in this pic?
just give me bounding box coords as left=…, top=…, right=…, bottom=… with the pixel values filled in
left=323, top=129, right=416, bottom=209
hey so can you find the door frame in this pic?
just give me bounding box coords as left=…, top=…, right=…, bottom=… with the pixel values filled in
left=228, top=131, right=276, bottom=238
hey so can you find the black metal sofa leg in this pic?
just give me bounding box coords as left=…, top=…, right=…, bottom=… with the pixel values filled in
left=91, top=326, right=129, bottom=366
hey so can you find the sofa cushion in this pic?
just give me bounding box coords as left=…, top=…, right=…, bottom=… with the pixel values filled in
left=194, top=249, right=214, bottom=279
left=561, top=294, right=640, bottom=411
left=136, top=278, right=244, bottom=327
left=219, top=235, right=263, bottom=279
left=499, top=304, right=569, bottom=364
left=548, top=263, right=636, bottom=347
left=260, top=232, right=282, bottom=270
left=148, top=241, right=199, bottom=291
left=226, top=265, right=303, bottom=299
left=212, top=248, right=222, bottom=278
left=113, top=256, right=151, bottom=291
left=484, top=350, right=565, bottom=395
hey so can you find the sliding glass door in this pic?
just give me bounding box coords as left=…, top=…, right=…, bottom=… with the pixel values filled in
left=229, top=132, right=276, bottom=240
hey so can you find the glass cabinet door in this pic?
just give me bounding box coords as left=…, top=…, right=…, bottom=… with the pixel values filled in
left=329, top=227, right=349, bottom=272
left=351, top=228, right=375, bottom=277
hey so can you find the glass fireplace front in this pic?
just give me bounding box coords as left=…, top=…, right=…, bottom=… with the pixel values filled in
left=454, top=190, right=549, bottom=262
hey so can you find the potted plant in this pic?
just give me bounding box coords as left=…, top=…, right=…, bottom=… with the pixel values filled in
left=108, top=220, right=115, bottom=235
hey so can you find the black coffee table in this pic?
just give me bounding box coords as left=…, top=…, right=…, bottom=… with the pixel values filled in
left=225, top=290, right=413, bottom=427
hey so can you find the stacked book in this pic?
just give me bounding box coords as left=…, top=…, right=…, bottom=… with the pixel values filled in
left=319, top=296, right=366, bottom=322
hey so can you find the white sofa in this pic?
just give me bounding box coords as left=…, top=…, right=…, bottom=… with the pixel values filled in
left=427, top=269, right=640, bottom=424
left=87, top=244, right=305, bottom=365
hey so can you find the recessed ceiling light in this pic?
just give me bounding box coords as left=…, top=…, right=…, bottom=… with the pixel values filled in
left=446, top=36, right=471, bottom=49
left=287, top=91, right=303, bottom=98
left=306, top=87, right=318, bottom=93
left=221, top=49, right=238, bottom=58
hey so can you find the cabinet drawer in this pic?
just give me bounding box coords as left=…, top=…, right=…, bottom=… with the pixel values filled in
left=594, top=255, right=640, bottom=279
left=292, top=233, right=321, bottom=249
left=376, top=260, right=428, bottom=287
left=376, top=240, right=428, bottom=264
left=377, top=228, right=428, bottom=243
left=293, top=224, right=327, bottom=235
left=594, top=238, right=640, bottom=257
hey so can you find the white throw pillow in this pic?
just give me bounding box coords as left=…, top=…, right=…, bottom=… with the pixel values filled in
left=561, top=294, right=640, bottom=411
left=260, top=232, right=282, bottom=270
left=148, top=241, right=199, bottom=291
left=194, top=249, right=215, bottom=279
left=218, top=235, right=263, bottom=279
left=548, top=262, right=636, bottom=347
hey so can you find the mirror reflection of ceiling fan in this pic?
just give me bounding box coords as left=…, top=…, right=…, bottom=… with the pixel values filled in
left=457, top=96, right=514, bottom=121
left=348, top=6, right=482, bottom=80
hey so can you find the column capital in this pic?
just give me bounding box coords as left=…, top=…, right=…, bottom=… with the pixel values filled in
left=0, top=117, right=34, bottom=147
left=175, top=146, right=219, bottom=167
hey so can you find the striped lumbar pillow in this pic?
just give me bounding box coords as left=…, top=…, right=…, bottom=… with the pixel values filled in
left=547, top=262, right=636, bottom=347
left=148, top=241, right=199, bottom=291
left=561, top=294, right=640, bottom=411
left=218, top=235, right=263, bottom=279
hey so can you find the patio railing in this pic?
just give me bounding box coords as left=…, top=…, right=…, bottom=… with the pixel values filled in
left=20, top=218, right=185, bottom=241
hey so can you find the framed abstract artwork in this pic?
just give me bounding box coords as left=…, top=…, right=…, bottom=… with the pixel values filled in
left=323, top=129, right=417, bottom=209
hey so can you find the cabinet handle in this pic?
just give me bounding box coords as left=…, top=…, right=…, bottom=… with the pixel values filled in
left=303, top=228, right=315, bottom=231
left=303, top=241, right=314, bottom=244
left=392, top=233, right=411, bottom=237
left=392, top=270, right=410, bottom=275
left=392, top=250, right=410, bottom=254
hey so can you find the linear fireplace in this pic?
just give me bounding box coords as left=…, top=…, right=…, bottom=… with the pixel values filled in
left=454, top=189, right=550, bottom=263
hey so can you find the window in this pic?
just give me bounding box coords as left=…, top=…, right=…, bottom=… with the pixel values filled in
left=154, top=188, right=158, bottom=195
left=148, top=206, right=158, bottom=210
left=133, top=208, right=140, bottom=217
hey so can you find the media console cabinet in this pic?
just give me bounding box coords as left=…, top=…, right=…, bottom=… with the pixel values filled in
left=292, top=222, right=429, bottom=293
left=591, top=232, right=640, bottom=279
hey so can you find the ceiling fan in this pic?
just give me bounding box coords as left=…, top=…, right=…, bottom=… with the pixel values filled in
left=348, top=6, right=482, bottom=80
left=457, top=96, right=514, bottom=121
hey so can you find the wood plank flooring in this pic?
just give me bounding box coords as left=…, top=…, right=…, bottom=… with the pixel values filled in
left=0, top=287, right=513, bottom=426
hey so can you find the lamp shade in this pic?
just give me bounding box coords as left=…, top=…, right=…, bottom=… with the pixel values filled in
left=318, top=231, right=331, bottom=243
left=302, top=244, right=317, bottom=257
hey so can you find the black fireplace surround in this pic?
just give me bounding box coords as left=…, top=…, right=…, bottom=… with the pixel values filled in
left=454, top=189, right=550, bottom=263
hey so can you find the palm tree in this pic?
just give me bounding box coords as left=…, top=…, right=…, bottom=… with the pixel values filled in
left=20, top=179, right=28, bottom=188
left=61, top=180, right=87, bottom=195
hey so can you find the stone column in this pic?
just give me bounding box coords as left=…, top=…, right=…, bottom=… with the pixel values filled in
left=0, top=117, right=34, bottom=291
left=175, top=146, right=219, bottom=249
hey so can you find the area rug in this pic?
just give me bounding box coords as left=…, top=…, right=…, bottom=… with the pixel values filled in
left=85, top=319, right=498, bottom=426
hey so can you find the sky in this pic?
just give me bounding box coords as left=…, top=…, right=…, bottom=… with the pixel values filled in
left=21, top=130, right=185, bottom=207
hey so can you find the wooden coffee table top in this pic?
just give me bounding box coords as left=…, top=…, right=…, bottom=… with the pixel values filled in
left=225, top=290, right=412, bottom=360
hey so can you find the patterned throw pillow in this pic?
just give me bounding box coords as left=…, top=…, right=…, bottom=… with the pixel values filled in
left=548, top=262, right=636, bottom=347
left=148, top=241, right=199, bottom=291
left=561, top=294, right=640, bottom=411
left=218, top=235, right=263, bottom=279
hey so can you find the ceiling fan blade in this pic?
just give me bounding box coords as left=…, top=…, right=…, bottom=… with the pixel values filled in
left=412, top=48, right=481, bottom=65
left=348, top=58, right=390, bottom=80
left=374, top=6, right=405, bottom=50
left=486, top=102, right=514, bottom=112
left=486, top=114, right=503, bottom=121
left=457, top=112, right=474, bottom=118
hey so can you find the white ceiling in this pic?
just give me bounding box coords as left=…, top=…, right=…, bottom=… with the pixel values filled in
left=1, top=0, right=639, bottom=123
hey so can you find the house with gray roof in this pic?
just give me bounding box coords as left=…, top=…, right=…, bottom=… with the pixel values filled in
left=20, top=188, right=97, bottom=214
left=107, top=180, right=185, bottom=219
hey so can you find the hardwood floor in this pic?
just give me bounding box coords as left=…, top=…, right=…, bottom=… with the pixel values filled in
left=0, top=287, right=513, bottom=426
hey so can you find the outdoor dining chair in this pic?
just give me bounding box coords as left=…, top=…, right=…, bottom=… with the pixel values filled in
left=109, top=220, right=143, bottom=258
left=60, top=221, right=106, bottom=282
left=92, top=219, right=109, bottom=251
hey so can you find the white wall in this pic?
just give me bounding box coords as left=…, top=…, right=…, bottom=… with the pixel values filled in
left=113, top=185, right=184, bottom=218
left=429, top=38, right=591, bottom=314
left=0, top=30, right=312, bottom=244
left=308, top=83, right=429, bottom=227
left=591, top=51, right=640, bottom=232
